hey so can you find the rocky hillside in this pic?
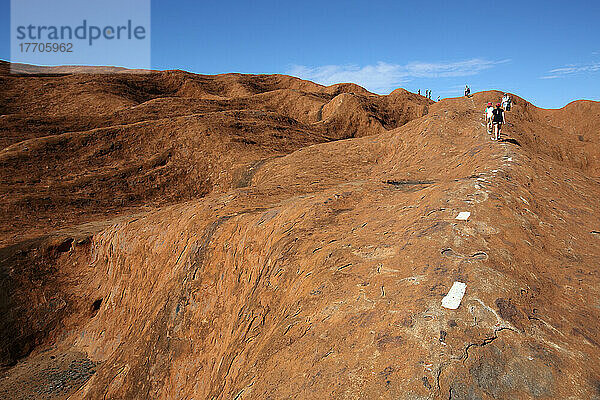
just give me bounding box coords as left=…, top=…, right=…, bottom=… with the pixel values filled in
left=1, top=62, right=599, bottom=399
left=0, top=61, right=431, bottom=245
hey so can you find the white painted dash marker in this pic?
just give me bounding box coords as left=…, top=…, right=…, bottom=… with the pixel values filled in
left=455, top=211, right=471, bottom=221
left=441, top=281, right=467, bottom=310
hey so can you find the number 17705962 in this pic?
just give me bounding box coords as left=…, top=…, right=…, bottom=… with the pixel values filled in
left=19, top=42, right=73, bottom=52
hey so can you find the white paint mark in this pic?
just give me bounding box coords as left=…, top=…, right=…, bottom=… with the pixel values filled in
left=455, top=211, right=471, bottom=221
left=442, top=281, right=467, bottom=310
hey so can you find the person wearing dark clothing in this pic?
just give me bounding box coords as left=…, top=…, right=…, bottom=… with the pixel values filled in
left=464, top=85, right=471, bottom=97
left=491, top=103, right=505, bottom=141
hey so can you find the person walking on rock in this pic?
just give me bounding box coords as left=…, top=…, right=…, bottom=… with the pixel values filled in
left=491, top=103, right=505, bottom=141
left=485, top=102, right=494, bottom=133
left=464, top=85, right=471, bottom=97
left=502, top=93, right=512, bottom=111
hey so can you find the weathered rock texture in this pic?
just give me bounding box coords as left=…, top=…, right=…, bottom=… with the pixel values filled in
left=1, top=61, right=599, bottom=399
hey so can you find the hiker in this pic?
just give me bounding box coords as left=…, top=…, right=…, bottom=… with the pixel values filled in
left=502, top=93, right=512, bottom=111
left=418, top=89, right=421, bottom=95
left=485, top=102, right=494, bottom=133
left=464, top=85, right=471, bottom=97
left=491, top=103, right=505, bottom=140
left=437, top=96, right=440, bottom=101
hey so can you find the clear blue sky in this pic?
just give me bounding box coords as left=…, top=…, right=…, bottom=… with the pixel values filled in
left=1, top=0, right=599, bottom=108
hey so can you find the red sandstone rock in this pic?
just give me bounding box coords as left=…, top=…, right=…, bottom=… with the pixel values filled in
left=1, top=61, right=599, bottom=399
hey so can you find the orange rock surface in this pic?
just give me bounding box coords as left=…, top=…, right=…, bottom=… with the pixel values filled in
left=1, top=61, right=599, bottom=399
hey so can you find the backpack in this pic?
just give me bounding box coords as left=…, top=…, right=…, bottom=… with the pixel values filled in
left=492, top=108, right=503, bottom=121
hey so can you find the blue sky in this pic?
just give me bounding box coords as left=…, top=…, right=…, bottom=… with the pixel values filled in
left=1, top=0, right=599, bottom=108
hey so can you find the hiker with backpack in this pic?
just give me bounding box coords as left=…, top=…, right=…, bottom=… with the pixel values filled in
left=485, top=102, right=494, bottom=134
left=464, top=85, right=471, bottom=97
left=502, top=93, right=512, bottom=111
left=491, top=103, right=505, bottom=141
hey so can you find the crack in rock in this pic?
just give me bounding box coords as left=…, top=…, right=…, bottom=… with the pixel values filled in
left=462, top=327, right=517, bottom=363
